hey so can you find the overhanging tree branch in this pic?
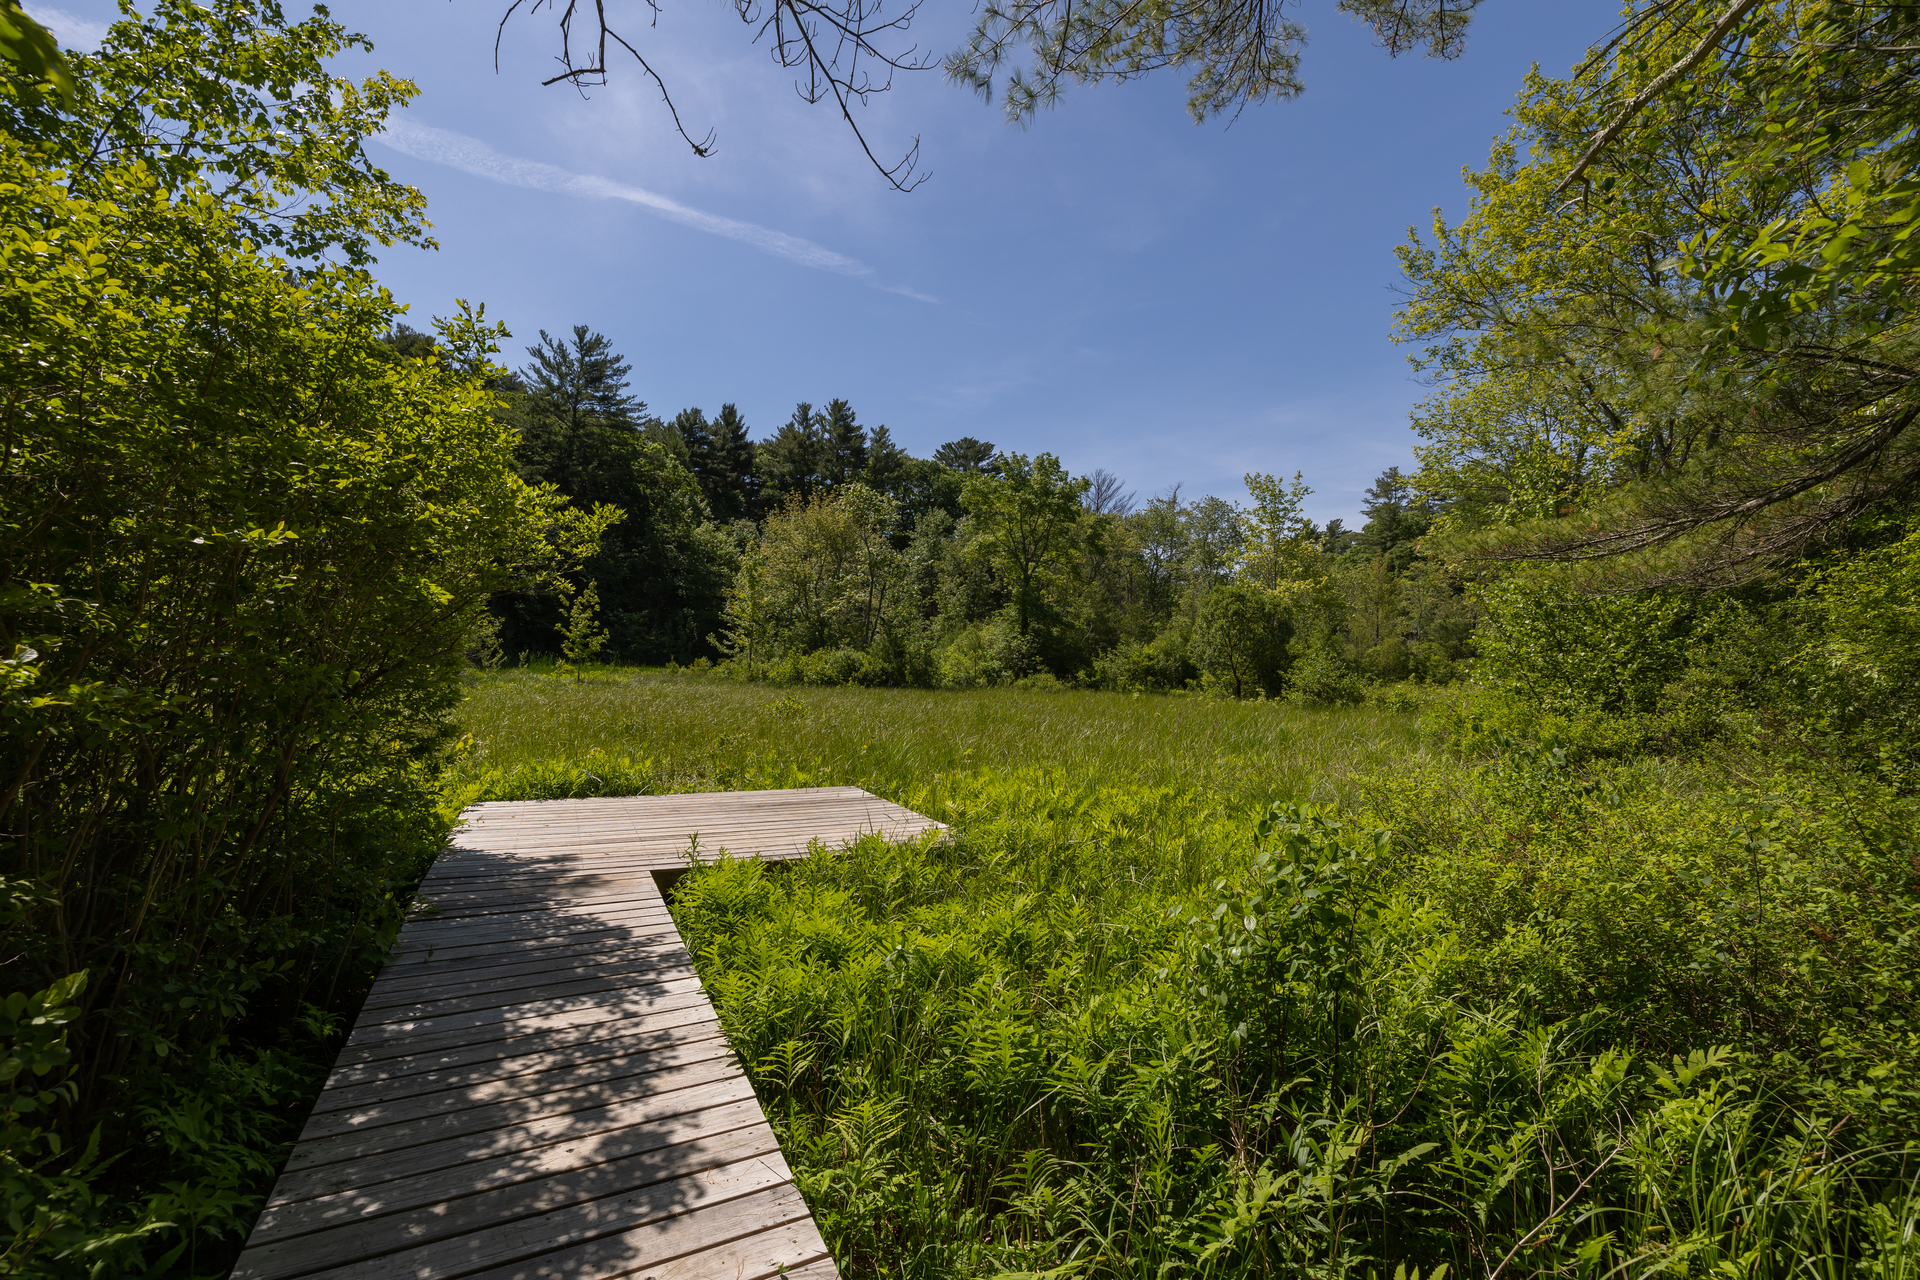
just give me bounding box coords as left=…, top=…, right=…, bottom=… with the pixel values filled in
left=1553, top=0, right=1766, bottom=196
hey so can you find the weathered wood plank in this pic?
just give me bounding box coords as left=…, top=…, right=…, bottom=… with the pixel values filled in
left=375, top=932, right=687, bottom=983
left=310, top=1021, right=727, bottom=1117
left=250, top=1099, right=771, bottom=1246
left=232, top=787, right=908, bottom=1280
left=455, top=1183, right=826, bottom=1280
left=237, top=1143, right=791, bottom=1280
left=333, top=988, right=718, bottom=1068
left=361, top=944, right=691, bottom=1008
left=358, top=962, right=701, bottom=1025
left=395, top=900, right=676, bottom=940
left=323, top=1002, right=723, bottom=1091
left=298, top=1037, right=739, bottom=1142
left=344, top=973, right=706, bottom=1046
left=268, top=1074, right=763, bottom=1207
left=284, top=1055, right=745, bottom=1174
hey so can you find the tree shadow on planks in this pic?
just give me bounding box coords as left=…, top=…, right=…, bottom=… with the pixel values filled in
left=230, top=846, right=826, bottom=1280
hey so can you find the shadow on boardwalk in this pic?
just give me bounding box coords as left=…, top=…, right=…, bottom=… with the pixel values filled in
left=229, top=788, right=940, bottom=1280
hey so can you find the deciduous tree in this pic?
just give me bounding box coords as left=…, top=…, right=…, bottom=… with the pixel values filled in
left=962, top=452, right=1093, bottom=635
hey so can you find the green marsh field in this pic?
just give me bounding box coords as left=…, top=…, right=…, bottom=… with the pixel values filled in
left=449, top=669, right=1920, bottom=1279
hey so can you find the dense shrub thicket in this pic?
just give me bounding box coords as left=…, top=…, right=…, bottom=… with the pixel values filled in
left=0, top=5, right=604, bottom=1271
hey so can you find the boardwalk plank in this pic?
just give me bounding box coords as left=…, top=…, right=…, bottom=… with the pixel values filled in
left=232, top=788, right=903, bottom=1280
left=456, top=1184, right=824, bottom=1280
left=254, top=1100, right=773, bottom=1244
left=376, top=935, right=689, bottom=984
left=358, top=963, right=701, bottom=1025
left=283, top=1056, right=745, bottom=1174
left=297, top=1040, right=740, bottom=1143
left=269, top=1073, right=762, bottom=1207
left=311, top=1022, right=727, bottom=1117
left=237, top=1146, right=791, bottom=1280
left=344, top=974, right=705, bottom=1046
left=333, top=988, right=718, bottom=1068
left=323, top=1002, right=723, bottom=1091
left=363, top=946, right=694, bottom=1010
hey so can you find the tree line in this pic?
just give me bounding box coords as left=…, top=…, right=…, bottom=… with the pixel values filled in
left=480, top=325, right=1475, bottom=696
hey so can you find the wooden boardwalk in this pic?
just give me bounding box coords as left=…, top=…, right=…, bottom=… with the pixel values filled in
left=233, top=786, right=943, bottom=1280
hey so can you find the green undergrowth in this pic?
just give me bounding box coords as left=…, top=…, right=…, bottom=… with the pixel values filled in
left=451, top=669, right=1920, bottom=1278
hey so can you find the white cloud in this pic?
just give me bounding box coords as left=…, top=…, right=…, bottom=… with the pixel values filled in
left=24, top=4, right=109, bottom=50
left=374, top=118, right=934, bottom=300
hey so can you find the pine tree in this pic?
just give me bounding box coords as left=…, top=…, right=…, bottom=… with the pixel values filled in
left=520, top=325, right=645, bottom=432
left=819, top=398, right=868, bottom=487
left=934, top=437, right=998, bottom=474
left=712, top=403, right=757, bottom=521
left=755, top=402, right=827, bottom=509
left=502, top=327, right=733, bottom=663
left=673, top=406, right=720, bottom=508
left=865, top=423, right=910, bottom=497
left=1357, top=466, right=1429, bottom=572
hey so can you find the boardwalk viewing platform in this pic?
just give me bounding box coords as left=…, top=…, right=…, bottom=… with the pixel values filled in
left=233, top=786, right=944, bottom=1280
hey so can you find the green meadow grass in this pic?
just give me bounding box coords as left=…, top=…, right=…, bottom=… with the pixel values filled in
left=448, top=667, right=1428, bottom=818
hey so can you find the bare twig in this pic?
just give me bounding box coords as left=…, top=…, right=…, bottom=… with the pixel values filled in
left=499, top=0, right=933, bottom=189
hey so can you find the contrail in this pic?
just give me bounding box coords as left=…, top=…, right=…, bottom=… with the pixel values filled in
left=375, top=118, right=934, bottom=300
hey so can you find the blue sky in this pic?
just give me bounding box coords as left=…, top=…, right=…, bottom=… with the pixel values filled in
left=37, top=0, right=1616, bottom=523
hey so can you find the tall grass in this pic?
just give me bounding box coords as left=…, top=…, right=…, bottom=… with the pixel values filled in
left=451, top=669, right=1920, bottom=1279
left=447, top=667, right=1426, bottom=815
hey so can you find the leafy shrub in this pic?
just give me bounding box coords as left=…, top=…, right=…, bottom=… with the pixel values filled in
left=1791, top=517, right=1920, bottom=767
left=1193, top=582, right=1292, bottom=697
left=0, top=8, right=601, bottom=1266
left=769, top=647, right=871, bottom=687
left=1284, top=640, right=1366, bottom=705
left=1474, top=576, right=1709, bottom=715
left=1091, top=630, right=1196, bottom=692
left=934, top=615, right=1042, bottom=689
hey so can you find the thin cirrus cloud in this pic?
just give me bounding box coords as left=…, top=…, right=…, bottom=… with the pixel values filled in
left=374, top=118, right=936, bottom=303
left=25, top=4, right=109, bottom=50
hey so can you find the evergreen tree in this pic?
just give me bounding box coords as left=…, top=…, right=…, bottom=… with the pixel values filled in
left=1320, top=517, right=1361, bottom=555
left=935, top=437, right=998, bottom=474
left=520, top=325, right=645, bottom=432
left=503, top=327, right=734, bottom=661
left=711, top=403, right=758, bottom=521
left=640, top=415, right=693, bottom=469
left=819, top=398, right=869, bottom=486
left=1357, top=466, right=1429, bottom=572
left=672, top=406, right=725, bottom=513
left=865, top=423, right=911, bottom=497
left=756, top=402, right=828, bottom=510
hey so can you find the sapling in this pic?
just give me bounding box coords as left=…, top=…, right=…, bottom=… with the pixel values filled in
left=556, top=580, right=611, bottom=678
